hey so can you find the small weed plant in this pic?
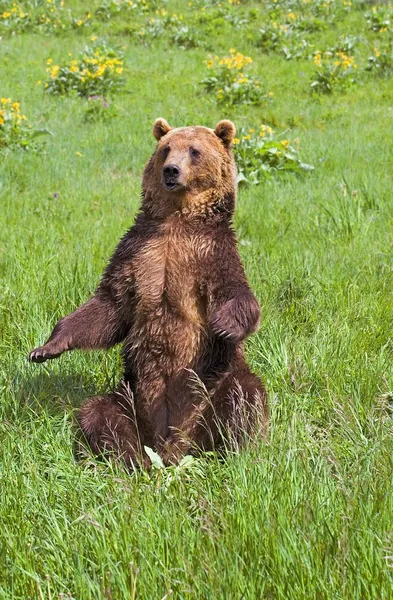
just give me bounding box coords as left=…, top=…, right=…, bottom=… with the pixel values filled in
left=44, top=40, right=125, bottom=97
left=233, top=124, right=314, bottom=185
left=253, top=2, right=341, bottom=60
left=266, top=0, right=341, bottom=24
left=311, top=50, right=358, bottom=94
left=366, top=44, right=393, bottom=77
left=256, top=23, right=311, bottom=60
left=83, top=95, right=118, bottom=122
left=137, top=10, right=182, bottom=41
left=137, top=11, right=208, bottom=49
left=95, top=0, right=157, bottom=21
left=0, top=2, right=32, bottom=33
left=0, top=97, right=49, bottom=152
left=329, top=35, right=358, bottom=55
left=170, top=23, right=207, bottom=49
left=190, top=0, right=240, bottom=8
left=0, top=0, right=92, bottom=35
left=364, top=4, right=393, bottom=33
left=257, top=22, right=296, bottom=52
left=202, top=49, right=272, bottom=106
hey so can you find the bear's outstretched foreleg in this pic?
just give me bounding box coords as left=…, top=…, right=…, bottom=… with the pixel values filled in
left=29, top=292, right=129, bottom=363
left=77, top=386, right=149, bottom=470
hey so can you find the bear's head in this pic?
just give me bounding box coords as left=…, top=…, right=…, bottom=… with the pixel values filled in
left=142, top=119, right=237, bottom=218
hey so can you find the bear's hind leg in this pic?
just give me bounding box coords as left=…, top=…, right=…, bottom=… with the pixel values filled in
left=216, top=364, right=269, bottom=448
left=164, top=363, right=268, bottom=464
left=77, top=387, right=148, bottom=470
left=193, top=364, right=268, bottom=452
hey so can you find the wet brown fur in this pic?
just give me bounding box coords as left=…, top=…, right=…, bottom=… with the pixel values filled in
left=30, top=119, right=268, bottom=468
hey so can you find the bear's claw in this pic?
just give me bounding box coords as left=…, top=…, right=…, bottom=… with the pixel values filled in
left=29, top=346, right=60, bottom=363
left=29, top=348, right=47, bottom=363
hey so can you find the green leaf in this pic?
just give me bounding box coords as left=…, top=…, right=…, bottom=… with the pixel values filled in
left=178, top=455, right=195, bottom=468
left=30, top=129, right=52, bottom=139
left=299, top=162, right=315, bottom=172
left=144, top=446, right=165, bottom=469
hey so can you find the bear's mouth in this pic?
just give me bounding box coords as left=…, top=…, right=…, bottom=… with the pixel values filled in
left=164, top=181, right=184, bottom=192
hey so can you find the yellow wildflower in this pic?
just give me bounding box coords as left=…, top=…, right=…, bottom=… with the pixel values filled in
left=260, top=124, right=273, bottom=137
left=233, top=138, right=240, bottom=144
left=75, top=151, right=83, bottom=157
left=216, top=50, right=252, bottom=71
left=50, top=65, right=60, bottom=78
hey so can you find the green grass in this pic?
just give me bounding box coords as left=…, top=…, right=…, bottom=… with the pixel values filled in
left=1, top=0, right=393, bottom=598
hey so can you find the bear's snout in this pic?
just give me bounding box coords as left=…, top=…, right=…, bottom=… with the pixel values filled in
left=163, top=164, right=182, bottom=191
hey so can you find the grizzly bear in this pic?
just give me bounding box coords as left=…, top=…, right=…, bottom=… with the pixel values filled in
left=29, top=118, right=268, bottom=468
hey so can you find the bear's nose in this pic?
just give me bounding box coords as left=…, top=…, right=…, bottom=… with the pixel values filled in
left=163, top=164, right=180, bottom=178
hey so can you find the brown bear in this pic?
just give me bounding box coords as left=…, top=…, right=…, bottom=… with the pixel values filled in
left=29, top=118, right=268, bottom=468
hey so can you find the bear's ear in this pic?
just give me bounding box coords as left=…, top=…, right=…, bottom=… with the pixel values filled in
left=214, top=120, right=236, bottom=148
left=153, top=118, right=172, bottom=141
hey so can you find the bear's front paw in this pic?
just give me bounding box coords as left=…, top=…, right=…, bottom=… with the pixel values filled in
left=29, top=344, right=63, bottom=363
left=210, top=299, right=245, bottom=342
left=161, top=437, right=191, bottom=466
left=211, top=294, right=260, bottom=342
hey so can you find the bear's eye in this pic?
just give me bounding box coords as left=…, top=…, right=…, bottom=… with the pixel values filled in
left=190, top=147, right=200, bottom=159
left=162, top=145, right=170, bottom=159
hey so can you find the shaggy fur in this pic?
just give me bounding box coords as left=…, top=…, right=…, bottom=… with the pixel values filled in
left=30, top=118, right=268, bottom=468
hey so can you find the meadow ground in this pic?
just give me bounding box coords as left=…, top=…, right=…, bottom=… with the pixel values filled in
left=1, top=0, right=393, bottom=597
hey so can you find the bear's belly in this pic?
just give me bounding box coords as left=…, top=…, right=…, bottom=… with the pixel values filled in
left=124, top=303, right=205, bottom=441
left=129, top=297, right=205, bottom=374
left=127, top=227, right=206, bottom=375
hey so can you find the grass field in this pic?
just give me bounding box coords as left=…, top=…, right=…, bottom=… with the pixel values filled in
left=1, top=0, right=393, bottom=597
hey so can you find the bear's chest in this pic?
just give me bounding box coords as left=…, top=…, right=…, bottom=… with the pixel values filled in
left=132, top=225, right=202, bottom=318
